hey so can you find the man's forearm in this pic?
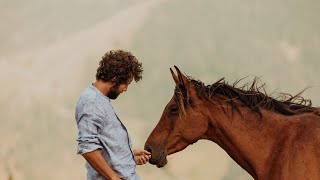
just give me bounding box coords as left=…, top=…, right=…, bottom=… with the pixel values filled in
left=82, top=149, right=120, bottom=180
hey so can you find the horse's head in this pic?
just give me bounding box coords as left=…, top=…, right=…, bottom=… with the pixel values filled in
left=144, top=66, right=209, bottom=167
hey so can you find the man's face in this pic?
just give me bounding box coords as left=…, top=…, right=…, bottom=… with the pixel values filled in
left=107, top=85, right=121, bottom=99
left=107, top=77, right=133, bottom=99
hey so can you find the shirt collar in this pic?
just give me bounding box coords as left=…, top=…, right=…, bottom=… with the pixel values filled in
left=89, top=83, right=110, bottom=102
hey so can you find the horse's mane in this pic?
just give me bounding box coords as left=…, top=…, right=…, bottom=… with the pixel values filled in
left=175, top=76, right=318, bottom=118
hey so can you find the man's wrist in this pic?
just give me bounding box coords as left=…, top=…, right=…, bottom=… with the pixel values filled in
left=133, top=149, right=137, bottom=155
left=109, top=174, right=121, bottom=180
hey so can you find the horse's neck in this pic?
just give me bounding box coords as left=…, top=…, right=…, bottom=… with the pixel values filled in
left=203, top=103, right=292, bottom=179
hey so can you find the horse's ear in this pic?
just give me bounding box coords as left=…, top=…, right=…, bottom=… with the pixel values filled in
left=174, top=66, right=188, bottom=86
left=173, top=66, right=190, bottom=106
left=170, top=68, right=179, bottom=84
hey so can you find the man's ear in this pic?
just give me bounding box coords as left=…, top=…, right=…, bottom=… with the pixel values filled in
left=110, top=77, right=117, bottom=85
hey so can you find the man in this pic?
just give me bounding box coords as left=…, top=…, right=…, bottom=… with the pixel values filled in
left=75, top=50, right=151, bottom=180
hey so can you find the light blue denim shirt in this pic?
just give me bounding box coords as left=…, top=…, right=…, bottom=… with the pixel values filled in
left=75, top=83, right=140, bottom=180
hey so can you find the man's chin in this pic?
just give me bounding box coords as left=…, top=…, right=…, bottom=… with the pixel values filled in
left=107, top=93, right=120, bottom=99
left=108, top=96, right=118, bottom=100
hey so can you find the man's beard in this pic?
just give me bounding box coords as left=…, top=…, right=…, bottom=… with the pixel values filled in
left=107, top=85, right=121, bottom=99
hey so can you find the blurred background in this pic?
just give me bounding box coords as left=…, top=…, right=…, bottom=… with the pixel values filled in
left=1, top=0, right=320, bottom=179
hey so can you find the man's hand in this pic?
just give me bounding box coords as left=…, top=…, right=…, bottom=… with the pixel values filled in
left=133, top=149, right=151, bottom=165
left=82, top=150, right=122, bottom=180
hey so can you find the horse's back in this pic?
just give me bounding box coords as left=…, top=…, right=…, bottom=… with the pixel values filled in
left=266, top=113, right=320, bottom=180
left=289, top=113, right=320, bottom=180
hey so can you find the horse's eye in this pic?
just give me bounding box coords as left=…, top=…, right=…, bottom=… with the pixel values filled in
left=170, top=107, right=179, bottom=114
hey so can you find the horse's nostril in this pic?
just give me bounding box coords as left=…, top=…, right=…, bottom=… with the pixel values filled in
left=145, top=145, right=152, bottom=154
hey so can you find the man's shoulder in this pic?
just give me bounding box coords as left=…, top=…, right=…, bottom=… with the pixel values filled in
left=75, top=85, right=112, bottom=114
left=77, top=86, right=98, bottom=105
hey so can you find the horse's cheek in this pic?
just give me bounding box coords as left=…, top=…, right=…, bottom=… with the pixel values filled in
left=182, top=122, right=207, bottom=141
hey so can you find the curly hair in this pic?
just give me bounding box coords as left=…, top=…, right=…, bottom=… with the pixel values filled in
left=96, top=50, right=143, bottom=85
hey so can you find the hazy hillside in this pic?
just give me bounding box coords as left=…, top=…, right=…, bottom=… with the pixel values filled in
left=1, top=0, right=320, bottom=179
left=0, top=0, right=145, bottom=56
left=1, top=0, right=163, bottom=179
left=129, top=0, right=320, bottom=118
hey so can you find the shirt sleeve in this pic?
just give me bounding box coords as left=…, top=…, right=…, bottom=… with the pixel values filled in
left=76, top=100, right=105, bottom=155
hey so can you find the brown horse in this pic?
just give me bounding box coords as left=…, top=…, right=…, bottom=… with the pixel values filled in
left=145, top=66, right=320, bottom=180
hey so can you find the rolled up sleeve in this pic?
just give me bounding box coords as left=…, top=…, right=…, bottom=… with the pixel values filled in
left=76, top=101, right=104, bottom=155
